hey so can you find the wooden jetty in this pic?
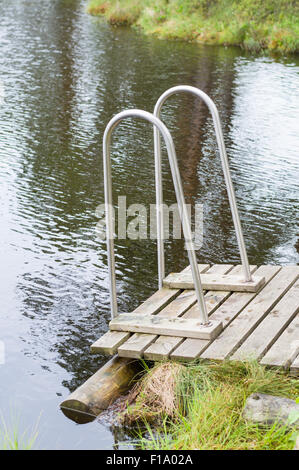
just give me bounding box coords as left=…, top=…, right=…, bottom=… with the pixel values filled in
left=61, top=90, right=298, bottom=424
left=91, top=263, right=299, bottom=374
left=95, top=94, right=299, bottom=372
left=60, top=90, right=299, bottom=422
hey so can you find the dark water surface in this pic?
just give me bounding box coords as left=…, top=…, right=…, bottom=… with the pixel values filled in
left=0, top=0, right=298, bottom=449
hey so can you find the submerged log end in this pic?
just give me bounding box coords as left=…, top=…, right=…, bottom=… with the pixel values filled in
left=60, top=355, right=142, bottom=424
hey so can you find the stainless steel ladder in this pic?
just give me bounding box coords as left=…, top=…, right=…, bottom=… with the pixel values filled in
left=103, top=87, right=252, bottom=327
left=153, top=85, right=252, bottom=290
left=103, top=109, right=209, bottom=324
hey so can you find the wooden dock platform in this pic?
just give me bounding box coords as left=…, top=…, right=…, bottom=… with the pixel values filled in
left=91, top=264, right=299, bottom=375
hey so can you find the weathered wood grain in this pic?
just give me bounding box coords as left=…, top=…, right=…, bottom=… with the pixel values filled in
left=163, top=272, right=265, bottom=292
left=91, top=265, right=209, bottom=356
left=90, top=286, right=182, bottom=355
left=231, top=278, right=299, bottom=361
left=201, top=266, right=299, bottom=361
left=144, top=335, right=185, bottom=361
left=91, top=331, right=131, bottom=355
left=290, top=354, right=299, bottom=376
left=117, top=264, right=210, bottom=358
left=60, top=356, right=141, bottom=423
left=170, top=264, right=261, bottom=361
left=133, top=286, right=182, bottom=315
left=143, top=264, right=233, bottom=361
left=260, top=315, right=299, bottom=369
left=117, top=333, right=157, bottom=358
left=110, top=314, right=223, bottom=340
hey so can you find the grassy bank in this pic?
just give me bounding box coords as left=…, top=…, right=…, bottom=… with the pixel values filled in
left=87, top=0, right=299, bottom=53
left=118, top=361, right=299, bottom=450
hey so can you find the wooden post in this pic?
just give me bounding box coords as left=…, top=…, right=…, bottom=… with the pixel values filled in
left=60, top=356, right=142, bottom=423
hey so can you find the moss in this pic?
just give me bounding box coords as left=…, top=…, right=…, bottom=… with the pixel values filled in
left=87, top=0, right=299, bottom=53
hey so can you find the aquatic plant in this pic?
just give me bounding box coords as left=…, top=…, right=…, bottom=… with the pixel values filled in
left=0, top=413, right=39, bottom=450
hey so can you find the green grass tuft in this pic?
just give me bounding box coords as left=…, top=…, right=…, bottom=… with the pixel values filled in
left=123, top=360, right=299, bottom=450
left=0, top=413, right=39, bottom=450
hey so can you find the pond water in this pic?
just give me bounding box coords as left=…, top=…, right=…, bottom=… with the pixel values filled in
left=0, top=0, right=298, bottom=450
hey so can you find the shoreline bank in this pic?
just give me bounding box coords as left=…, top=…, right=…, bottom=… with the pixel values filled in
left=87, top=0, right=299, bottom=54
left=117, top=361, right=299, bottom=450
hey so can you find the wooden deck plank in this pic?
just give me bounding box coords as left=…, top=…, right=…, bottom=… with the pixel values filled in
left=290, top=355, right=299, bottom=377
left=91, top=264, right=209, bottom=356
left=163, top=272, right=265, bottom=292
left=91, top=264, right=299, bottom=365
left=117, top=264, right=210, bottom=358
left=117, top=333, right=157, bottom=358
left=183, top=289, right=231, bottom=319
left=181, top=264, right=236, bottom=320
left=90, top=285, right=183, bottom=355
left=90, top=331, right=131, bottom=355
left=144, top=336, right=185, bottom=361
left=143, top=264, right=233, bottom=361
left=201, top=266, right=299, bottom=361
left=170, top=264, right=263, bottom=361
left=133, top=287, right=181, bottom=315
left=110, top=314, right=223, bottom=340
left=260, top=315, right=299, bottom=369
left=231, top=278, right=299, bottom=361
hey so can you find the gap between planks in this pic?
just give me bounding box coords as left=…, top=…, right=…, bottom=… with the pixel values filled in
left=91, top=264, right=299, bottom=370
left=141, top=264, right=235, bottom=361
left=231, top=278, right=299, bottom=362
left=117, top=264, right=212, bottom=358
left=260, top=315, right=299, bottom=370
left=290, top=354, right=299, bottom=376
left=200, top=266, right=299, bottom=362
left=90, top=264, right=209, bottom=355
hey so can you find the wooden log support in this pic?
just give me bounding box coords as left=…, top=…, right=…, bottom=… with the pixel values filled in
left=163, top=272, right=265, bottom=292
left=117, top=333, right=157, bottom=359
left=60, top=356, right=142, bottom=424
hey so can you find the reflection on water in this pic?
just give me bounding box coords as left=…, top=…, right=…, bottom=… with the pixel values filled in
left=0, top=0, right=298, bottom=449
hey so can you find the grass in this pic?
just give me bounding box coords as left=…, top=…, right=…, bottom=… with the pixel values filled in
left=87, top=0, right=299, bottom=54
left=118, top=360, right=299, bottom=450
left=0, top=414, right=39, bottom=450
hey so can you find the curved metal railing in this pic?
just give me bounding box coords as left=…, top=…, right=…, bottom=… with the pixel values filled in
left=103, top=109, right=209, bottom=324
left=153, top=85, right=252, bottom=288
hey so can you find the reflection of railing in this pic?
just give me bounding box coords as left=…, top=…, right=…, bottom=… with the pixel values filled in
left=103, top=109, right=209, bottom=324
left=153, top=85, right=252, bottom=288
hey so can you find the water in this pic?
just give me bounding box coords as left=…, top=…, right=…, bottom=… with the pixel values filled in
left=0, top=0, right=298, bottom=449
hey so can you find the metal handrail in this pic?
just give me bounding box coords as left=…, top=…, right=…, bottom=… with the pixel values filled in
left=153, top=85, right=252, bottom=288
left=103, top=109, right=209, bottom=324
